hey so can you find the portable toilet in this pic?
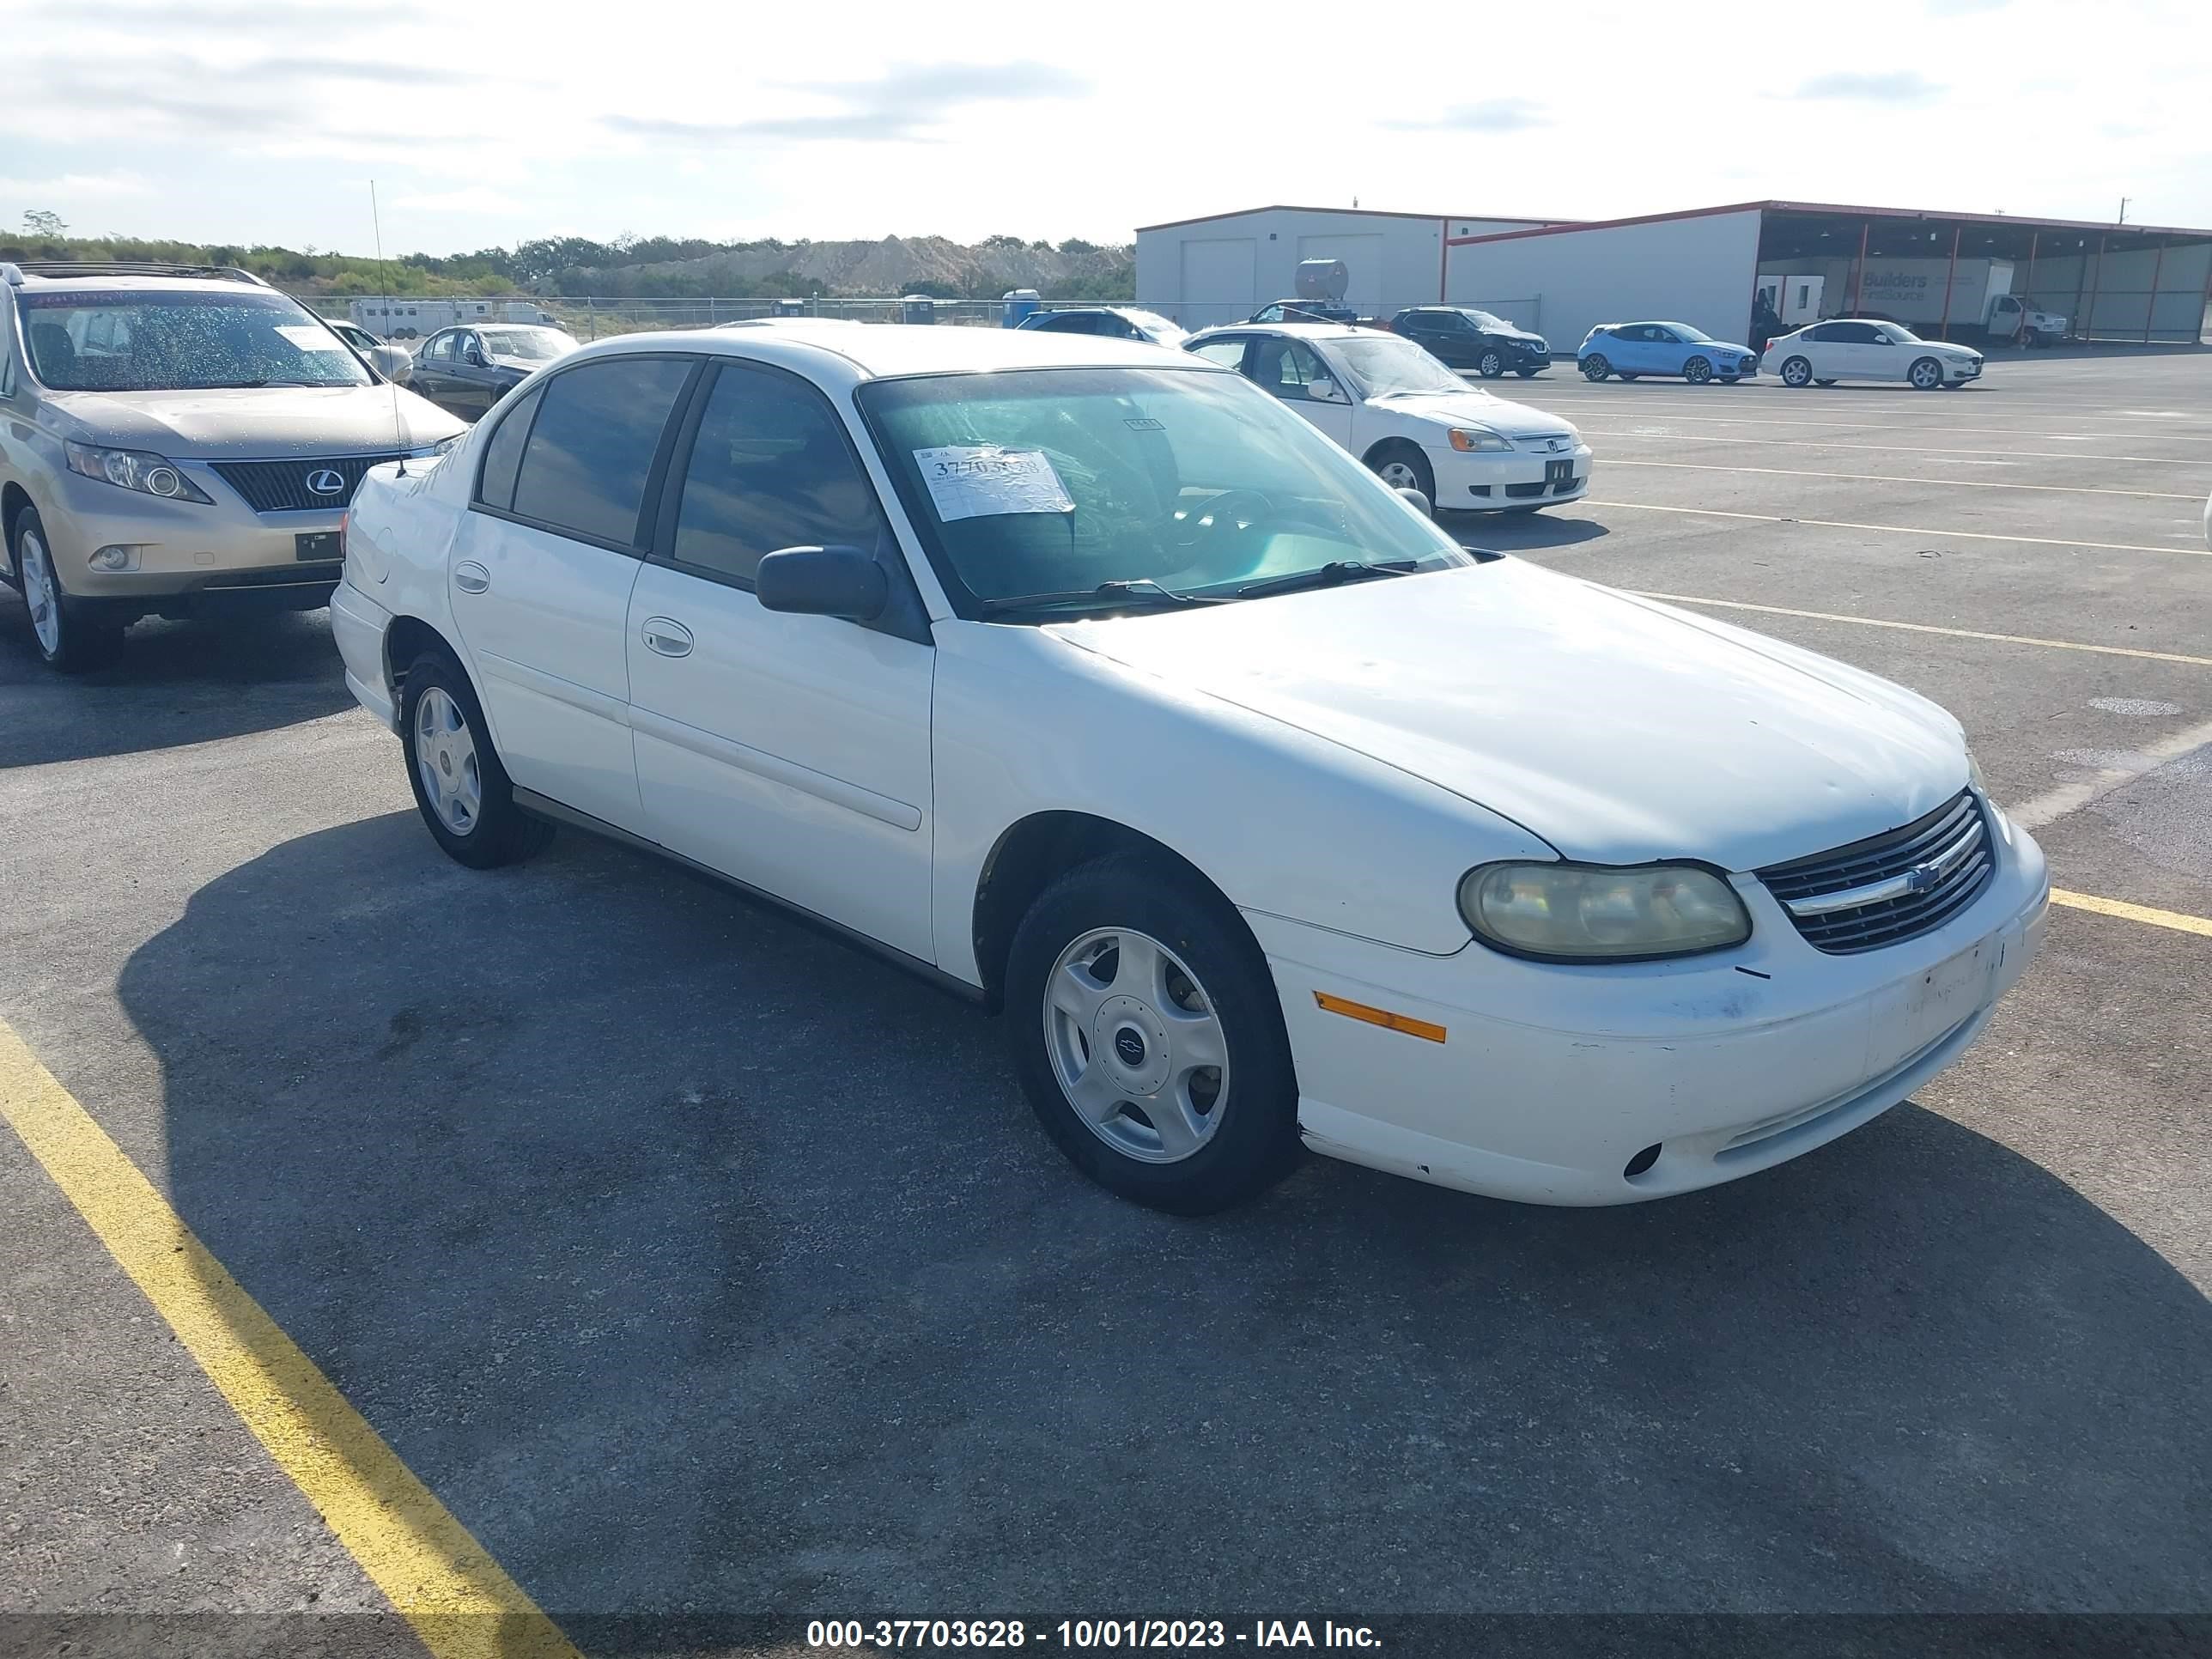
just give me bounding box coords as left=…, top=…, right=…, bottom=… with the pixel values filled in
left=1002, top=288, right=1042, bottom=328
left=902, top=295, right=938, bottom=325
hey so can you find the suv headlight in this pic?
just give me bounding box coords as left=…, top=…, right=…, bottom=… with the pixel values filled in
left=1459, top=862, right=1752, bottom=961
left=407, top=434, right=464, bottom=459
left=65, top=441, right=214, bottom=504
left=1448, top=427, right=1512, bottom=453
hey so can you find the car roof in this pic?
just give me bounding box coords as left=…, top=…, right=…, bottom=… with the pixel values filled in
left=578, top=321, right=1206, bottom=381
left=7, top=273, right=276, bottom=297
left=1188, top=320, right=1364, bottom=343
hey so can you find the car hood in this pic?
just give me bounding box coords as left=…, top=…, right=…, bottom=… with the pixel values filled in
left=44, top=385, right=465, bottom=458
left=1366, top=389, right=1574, bottom=437
left=1048, top=560, right=1966, bottom=871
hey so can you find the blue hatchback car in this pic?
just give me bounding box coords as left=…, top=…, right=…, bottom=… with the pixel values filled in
left=1578, top=321, right=1759, bottom=384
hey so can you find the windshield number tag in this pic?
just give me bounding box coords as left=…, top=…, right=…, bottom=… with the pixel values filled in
left=914, top=445, right=1075, bottom=522
left=276, top=325, right=349, bottom=351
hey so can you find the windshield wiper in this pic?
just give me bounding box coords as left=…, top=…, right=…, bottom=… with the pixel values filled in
left=977, top=578, right=1228, bottom=618
left=1236, top=560, right=1420, bottom=599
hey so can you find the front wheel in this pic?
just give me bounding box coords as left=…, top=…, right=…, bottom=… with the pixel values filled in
left=1580, top=356, right=1611, bottom=381
left=1368, top=442, right=1434, bottom=504
left=399, top=649, right=554, bottom=869
left=1476, top=349, right=1504, bottom=378
left=1515, top=367, right=1540, bottom=378
left=1780, top=356, right=1814, bottom=387
left=1006, top=855, right=1300, bottom=1214
left=1908, top=356, right=1944, bottom=390
left=1683, top=356, right=1713, bottom=385
left=10, top=507, right=122, bottom=672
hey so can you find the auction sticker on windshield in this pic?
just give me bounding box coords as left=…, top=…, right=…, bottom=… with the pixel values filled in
left=915, top=446, right=1074, bottom=521
left=276, top=325, right=349, bottom=351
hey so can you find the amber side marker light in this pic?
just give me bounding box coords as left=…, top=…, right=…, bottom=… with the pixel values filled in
left=1314, top=991, right=1447, bottom=1044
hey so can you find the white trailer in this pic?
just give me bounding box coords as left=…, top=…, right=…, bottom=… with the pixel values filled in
left=1851, top=258, right=2067, bottom=343
left=347, top=295, right=502, bottom=340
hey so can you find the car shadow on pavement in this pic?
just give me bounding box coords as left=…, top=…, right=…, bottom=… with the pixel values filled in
left=1445, top=513, right=1609, bottom=556
left=127, top=812, right=2211, bottom=1637
left=0, top=599, right=355, bottom=769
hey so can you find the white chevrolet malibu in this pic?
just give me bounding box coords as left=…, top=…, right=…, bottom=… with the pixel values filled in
left=331, top=325, right=2047, bottom=1213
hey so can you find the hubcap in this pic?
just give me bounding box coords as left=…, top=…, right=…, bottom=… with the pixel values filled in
left=1785, top=360, right=1809, bottom=385
left=413, top=685, right=483, bottom=836
left=1043, top=927, right=1230, bottom=1164
left=1378, top=460, right=1420, bottom=490
left=1480, top=353, right=1501, bottom=374
left=1913, top=362, right=1939, bottom=387
left=21, top=532, right=59, bottom=654
left=1686, top=358, right=1710, bottom=382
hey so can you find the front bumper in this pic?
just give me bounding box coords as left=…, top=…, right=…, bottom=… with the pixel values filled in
left=1946, top=357, right=1984, bottom=382
left=1433, top=440, right=1593, bottom=512
left=33, top=459, right=347, bottom=616
left=1249, top=805, right=2047, bottom=1206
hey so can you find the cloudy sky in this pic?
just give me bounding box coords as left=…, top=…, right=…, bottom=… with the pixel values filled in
left=1, top=0, right=2206, bottom=257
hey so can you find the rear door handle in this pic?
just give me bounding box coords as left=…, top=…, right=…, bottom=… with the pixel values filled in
left=453, top=561, right=489, bottom=594
left=641, top=617, right=693, bottom=659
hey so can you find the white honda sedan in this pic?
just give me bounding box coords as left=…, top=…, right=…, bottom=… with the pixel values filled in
left=1763, top=319, right=1985, bottom=389
left=332, top=325, right=2046, bottom=1213
left=1183, top=322, right=1591, bottom=514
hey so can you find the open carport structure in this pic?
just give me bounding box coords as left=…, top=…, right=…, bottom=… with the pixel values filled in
left=1443, top=199, right=2212, bottom=352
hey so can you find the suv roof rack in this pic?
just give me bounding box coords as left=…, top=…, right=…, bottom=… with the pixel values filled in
left=0, top=261, right=270, bottom=287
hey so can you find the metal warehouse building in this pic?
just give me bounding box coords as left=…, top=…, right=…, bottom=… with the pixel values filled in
left=1139, top=200, right=2212, bottom=347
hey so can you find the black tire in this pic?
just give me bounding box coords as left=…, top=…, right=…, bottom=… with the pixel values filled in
left=1006, top=854, right=1301, bottom=1214
left=1580, top=355, right=1611, bottom=381
left=1718, top=375, right=1740, bottom=384
left=1515, top=367, right=1540, bottom=378
left=1908, top=356, right=1943, bottom=391
left=9, top=507, right=123, bottom=673
left=1618, top=373, right=1640, bottom=381
left=398, top=648, right=553, bottom=869
left=1780, top=356, right=1814, bottom=387
left=1683, top=355, right=1713, bottom=385
left=1475, top=348, right=1505, bottom=378
left=1366, top=441, right=1434, bottom=505
left=1814, top=378, right=1839, bottom=386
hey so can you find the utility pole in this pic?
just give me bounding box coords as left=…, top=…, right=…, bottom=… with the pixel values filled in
left=2117, top=197, right=2130, bottom=225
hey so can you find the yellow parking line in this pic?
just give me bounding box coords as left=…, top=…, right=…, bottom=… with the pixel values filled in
left=2050, top=890, right=2212, bottom=938
left=1603, top=457, right=2203, bottom=501
left=1583, top=499, right=2203, bottom=557
left=1629, top=592, right=2212, bottom=669
left=0, top=1018, right=581, bottom=1659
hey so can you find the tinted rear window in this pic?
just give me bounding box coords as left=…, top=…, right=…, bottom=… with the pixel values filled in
left=509, top=356, right=692, bottom=546
left=475, top=382, right=544, bottom=512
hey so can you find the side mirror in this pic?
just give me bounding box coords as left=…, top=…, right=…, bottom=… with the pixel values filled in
left=464, top=347, right=487, bottom=367
left=755, top=545, right=889, bottom=622
left=1308, top=378, right=1346, bottom=404
left=1394, top=486, right=1433, bottom=518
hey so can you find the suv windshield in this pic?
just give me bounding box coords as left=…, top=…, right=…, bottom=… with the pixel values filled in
left=478, top=326, right=576, bottom=362
left=19, top=289, right=375, bottom=392
left=1328, top=336, right=1465, bottom=397
left=1461, top=310, right=1510, bottom=331
left=857, top=366, right=1470, bottom=617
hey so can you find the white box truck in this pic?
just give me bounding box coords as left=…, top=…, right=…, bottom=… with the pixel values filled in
left=1852, top=259, right=2067, bottom=345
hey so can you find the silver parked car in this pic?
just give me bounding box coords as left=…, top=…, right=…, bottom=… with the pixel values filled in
left=0, top=261, right=465, bottom=671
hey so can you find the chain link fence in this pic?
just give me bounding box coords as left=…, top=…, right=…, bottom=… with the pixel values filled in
left=293, top=293, right=1155, bottom=340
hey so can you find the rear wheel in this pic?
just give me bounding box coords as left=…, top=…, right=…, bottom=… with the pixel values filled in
left=1908, top=356, right=1944, bottom=390
left=10, top=508, right=122, bottom=673
left=1580, top=356, right=1611, bottom=381
left=1476, top=348, right=1505, bottom=378
left=1006, top=854, right=1300, bottom=1214
left=399, top=649, right=553, bottom=869
left=1780, top=356, right=1814, bottom=387
left=1368, top=441, right=1434, bottom=504
left=1683, top=355, right=1713, bottom=385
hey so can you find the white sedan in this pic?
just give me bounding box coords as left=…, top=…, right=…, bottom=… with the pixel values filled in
left=1183, top=322, right=1591, bottom=513
left=333, top=324, right=2046, bottom=1213
left=1763, top=319, right=1985, bottom=389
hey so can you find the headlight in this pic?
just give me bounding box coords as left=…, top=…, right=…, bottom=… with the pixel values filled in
left=408, top=434, right=464, bottom=459
left=1966, top=749, right=1988, bottom=797
left=1459, top=862, right=1752, bottom=961
left=64, top=441, right=214, bottom=504
left=1448, top=427, right=1512, bottom=453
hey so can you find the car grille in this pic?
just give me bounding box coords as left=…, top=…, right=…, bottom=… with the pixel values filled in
left=209, top=453, right=407, bottom=514
left=1757, top=791, right=1994, bottom=954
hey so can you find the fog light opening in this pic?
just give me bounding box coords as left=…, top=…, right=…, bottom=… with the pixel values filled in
left=1623, top=1143, right=1662, bottom=1180
left=89, top=545, right=143, bottom=573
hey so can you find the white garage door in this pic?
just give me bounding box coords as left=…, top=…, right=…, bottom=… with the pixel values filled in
left=1179, top=238, right=1257, bottom=330
left=1297, top=234, right=1384, bottom=317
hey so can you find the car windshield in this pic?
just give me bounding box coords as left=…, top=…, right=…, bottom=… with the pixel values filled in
left=1120, top=310, right=1186, bottom=342
left=1875, top=322, right=1923, bottom=343
left=19, top=289, right=375, bottom=392
left=1671, top=324, right=1714, bottom=343
left=856, top=366, right=1471, bottom=617
left=479, top=327, right=576, bottom=362
left=1326, top=335, right=1465, bottom=396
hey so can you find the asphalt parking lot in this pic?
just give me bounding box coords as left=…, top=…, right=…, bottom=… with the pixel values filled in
left=2, top=346, right=2208, bottom=1656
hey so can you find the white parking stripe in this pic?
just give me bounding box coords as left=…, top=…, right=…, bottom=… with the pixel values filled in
left=1571, top=428, right=2212, bottom=468
left=1601, top=458, right=2203, bottom=501
left=1521, top=407, right=2212, bottom=445
left=1581, top=499, right=2207, bottom=556
left=1629, top=592, right=2212, bottom=669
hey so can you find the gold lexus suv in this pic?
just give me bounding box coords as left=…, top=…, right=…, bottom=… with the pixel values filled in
left=0, top=262, right=465, bottom=670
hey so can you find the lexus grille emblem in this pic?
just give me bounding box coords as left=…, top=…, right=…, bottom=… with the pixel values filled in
left=305, top=468, right=346, bottom=496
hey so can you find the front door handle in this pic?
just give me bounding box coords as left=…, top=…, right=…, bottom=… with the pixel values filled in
left=641, top=617, right=693, bottom=659
left=453, top=561, right=489, bottom=594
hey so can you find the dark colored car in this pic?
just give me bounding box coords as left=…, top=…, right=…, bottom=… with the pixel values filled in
left=1390, top=307, right=1551, bottom=378
left=408, top=324, right=579, bottom=420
